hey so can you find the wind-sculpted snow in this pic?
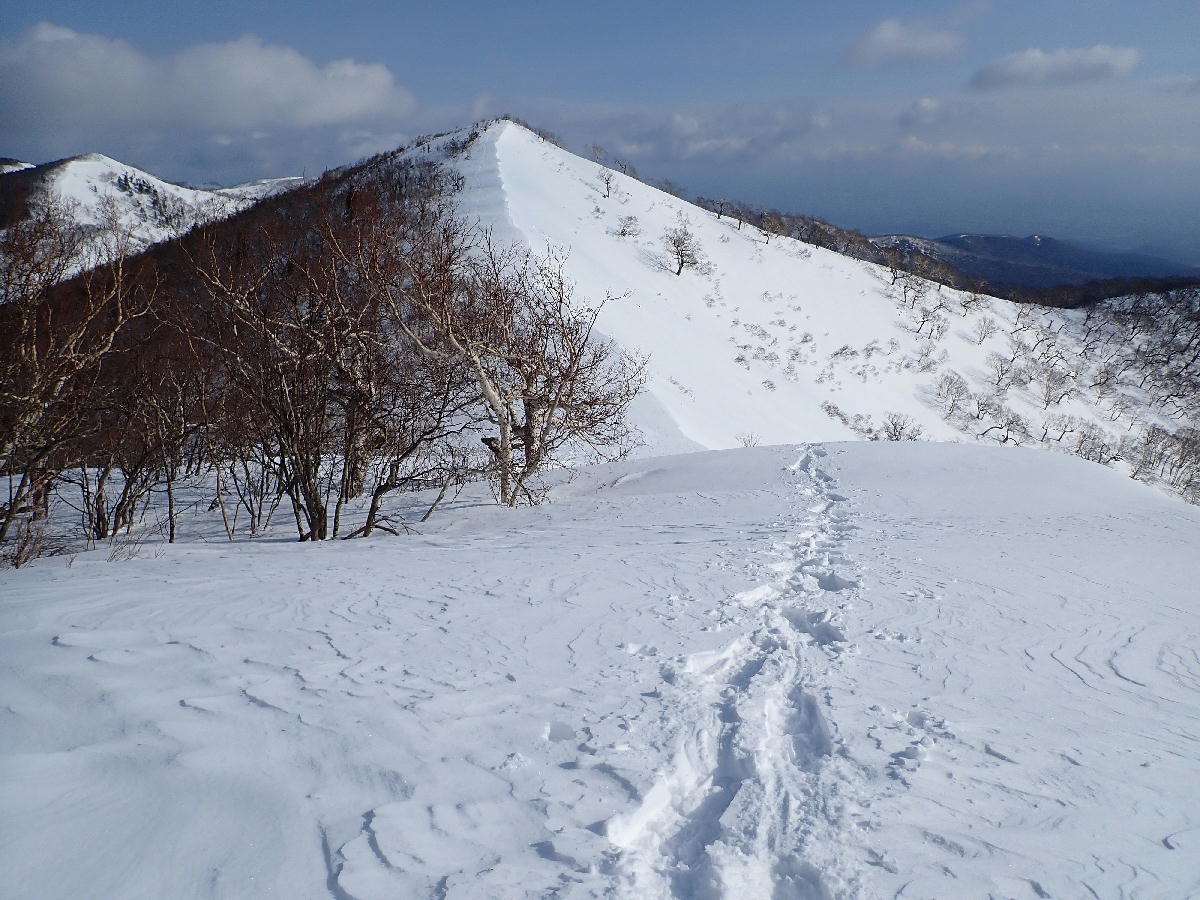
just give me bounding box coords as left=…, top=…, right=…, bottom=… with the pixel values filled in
left=825, top=444, right=1200, bottom=897
left=3, top=443, right=1199, bottom=898
left=606, top=446, right=867, bottom=897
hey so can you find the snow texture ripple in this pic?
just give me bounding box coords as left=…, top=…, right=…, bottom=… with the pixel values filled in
left=4, top=443, right=1199, bottom=898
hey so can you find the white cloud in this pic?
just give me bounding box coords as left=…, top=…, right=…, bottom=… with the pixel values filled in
left=971, top=45, right=1141, bottom=90
left=0, top=23, right=416, bottom=169
left=848, top=18, right=965, bottom=67
left=895, top=135, right=1022, bottom=162
left=166, top=36, right=413, bottom=128
left=897, top=96, right=984, bottom=130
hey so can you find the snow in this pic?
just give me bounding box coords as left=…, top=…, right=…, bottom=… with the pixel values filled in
left=444, top=123, right=1174, bottom=466
left=213, top=175, right=310, bottom=202
left=10, top=154, right=304, bottom=264
left=3, top=443, right=1199, bottom=898
left=45, top=153, right=239, bottom=238
left=4, top=122, right=1199, bottom=897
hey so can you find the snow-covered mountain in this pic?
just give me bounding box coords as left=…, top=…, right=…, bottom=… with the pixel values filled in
left=872, top=231, right=1200, bottom=290
left=0, top=152, right=303, bottom=258
left=3, top=121, right=1199, bottom=900
left=210, top=174, right=309, bottom=202
left=388, top=121, right=1195, bottom=500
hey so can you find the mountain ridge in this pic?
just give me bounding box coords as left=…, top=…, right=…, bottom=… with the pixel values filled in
left=0, top=150, right=305, bottom=257
left=872, top=230, right=1200, bottom=291
left=402, top=120, right=1193, bottom=502
left=8, top=117, right=1197, bottom=500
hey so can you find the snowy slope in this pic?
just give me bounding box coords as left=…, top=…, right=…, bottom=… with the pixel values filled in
left=213, top=174, right=310, bottom=202
left=437, top=123, right=1190, bottom=495
left=1, top=153, right=304, bottom=261
left=3, top=443, right=1198, bottom=898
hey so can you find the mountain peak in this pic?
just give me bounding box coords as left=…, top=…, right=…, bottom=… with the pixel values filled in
left=38, top=151, right=130, bottom=174
left=66, top=151, right=123, bottom=166
left=0, top=150, right=274, bottom=264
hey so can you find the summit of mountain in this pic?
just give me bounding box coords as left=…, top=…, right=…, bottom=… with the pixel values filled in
left=0, top=150, right=305, bottom=256
left=325, top=119, right=1192, bottom=498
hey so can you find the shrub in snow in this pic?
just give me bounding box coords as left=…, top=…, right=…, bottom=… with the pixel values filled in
left=662, top=221, right=705, bottom=276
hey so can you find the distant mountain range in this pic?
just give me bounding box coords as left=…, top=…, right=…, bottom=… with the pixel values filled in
left=0, top=152, right=304, bottom=258
left=6, top=147, right=1196, bottom=300
left=871, top=232, right=1200, bottom=291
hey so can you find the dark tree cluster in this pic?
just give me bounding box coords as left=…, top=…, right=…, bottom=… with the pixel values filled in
left=1, top=148, right=644, bottom=564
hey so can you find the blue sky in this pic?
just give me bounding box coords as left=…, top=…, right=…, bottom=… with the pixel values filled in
left=3, top=1, right=1199, bottom=261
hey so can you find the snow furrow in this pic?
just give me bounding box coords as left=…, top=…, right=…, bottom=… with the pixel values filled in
left=610, top=446, right=868, bottom=898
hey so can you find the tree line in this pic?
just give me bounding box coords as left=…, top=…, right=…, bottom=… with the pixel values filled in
left=1, top=143, right=644, bottom=565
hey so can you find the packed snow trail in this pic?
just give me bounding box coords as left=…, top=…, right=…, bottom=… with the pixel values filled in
left=607, top=446, right=867, bottom=898
left=3, top=444, right=1200, bottom=898
left=1, top=448, right=866, bottom=898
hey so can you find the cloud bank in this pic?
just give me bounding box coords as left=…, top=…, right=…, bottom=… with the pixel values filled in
left=0, top=23, right=416, bottom=180
left=971, top=45, right=1141, bottom=89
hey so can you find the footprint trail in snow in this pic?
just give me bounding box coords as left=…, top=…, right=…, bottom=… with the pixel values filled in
left=3, top=443, right=1200, bottom=899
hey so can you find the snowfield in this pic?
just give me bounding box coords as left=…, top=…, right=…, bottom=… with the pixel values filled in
left=3, top=120, right=1199, bottom=898
left=3, top=443, right=1199, bottom=899
left=448, top=123, right=1161, bottom=456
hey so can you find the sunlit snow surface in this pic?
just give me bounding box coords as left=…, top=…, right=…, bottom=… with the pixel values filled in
left=3, top=443, right=1199, bottom=898
left=3, top=122, right=1198, bottom=898
left=453, top=123, right=1141, bottom=454
left=7, top=153, right=304, bottom=264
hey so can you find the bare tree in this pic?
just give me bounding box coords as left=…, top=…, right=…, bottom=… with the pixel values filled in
left=1, top=196, right=153, bottom=549
left=464, top=248, right=646, bottom=504
left=881, top=247, right=904, bottom=284
left=180, top=178, right=481, bottom=539
left=959, top=291, right=986, bottom=316
left=894, top=272, right=928, bottom=309
left=877, top=413, right=924, bottom=441
left=909, top=305, right=947, bottom=338
left=663, top=221, right=704, bottom=276
left=346, top=200, right=647, bottom=507
left=597, top=168, right=615, bottom=199
left=978, top=405, right=1029, bottom=444
left=985, top=352, right=1018, bottom=390
left=652, top=178, right=688, bottom=199
left=972, top=316, right=999, bottom=344
left=614, top=215, right=641, bottom=238
left=1034, top=362, right=1076, bottom=409
left=934, top=371, right=970, bottom=417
